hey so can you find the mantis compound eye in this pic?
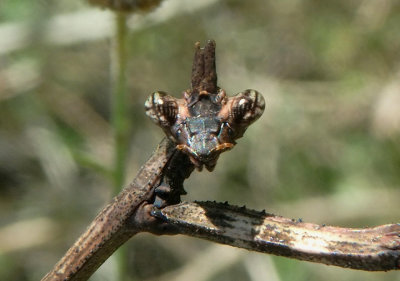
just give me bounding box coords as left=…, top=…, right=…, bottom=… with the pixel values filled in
left=145, top=91, right=179, bottom=128
left=217, top=89, right=265, bottom=140
left=230, top=89, right=265, bottom=123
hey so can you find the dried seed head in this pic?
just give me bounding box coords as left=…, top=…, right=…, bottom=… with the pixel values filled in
left=88, top=0, right=163, bottom=12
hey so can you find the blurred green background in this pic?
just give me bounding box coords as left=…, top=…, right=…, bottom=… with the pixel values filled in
left=0, top=0, right=399, bottom=280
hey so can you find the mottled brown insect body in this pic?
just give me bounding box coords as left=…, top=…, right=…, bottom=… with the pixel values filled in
left=145, top=40, right=265, bottom=171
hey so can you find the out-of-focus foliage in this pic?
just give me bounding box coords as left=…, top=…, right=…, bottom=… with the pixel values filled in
left=0, top=0, right=399, bottom=281
left=88, top=0, right=164, bottom=12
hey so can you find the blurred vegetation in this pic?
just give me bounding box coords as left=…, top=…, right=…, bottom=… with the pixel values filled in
left=0, top=0, right=399, bottom=281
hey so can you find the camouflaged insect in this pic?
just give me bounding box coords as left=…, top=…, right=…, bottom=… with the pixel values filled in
left=145, top=40, right=265, bottom=171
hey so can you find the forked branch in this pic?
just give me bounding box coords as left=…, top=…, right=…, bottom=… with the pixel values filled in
left=41, top=40, right=400, bottom=280
left=41, top=139, right=399, bottom=281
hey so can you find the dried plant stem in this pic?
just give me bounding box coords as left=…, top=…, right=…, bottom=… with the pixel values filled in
left=158, top=201, right=400, bottom=271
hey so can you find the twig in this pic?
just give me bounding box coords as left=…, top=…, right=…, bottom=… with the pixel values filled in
left=41, top=138, right=177, bottom=281
left=156, top=201, right=400, bottom=271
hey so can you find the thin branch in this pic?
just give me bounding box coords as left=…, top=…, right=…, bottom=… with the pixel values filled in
left=41, top=138, right=177, bottom=281
left=156, top=201, right=400, bottom=271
